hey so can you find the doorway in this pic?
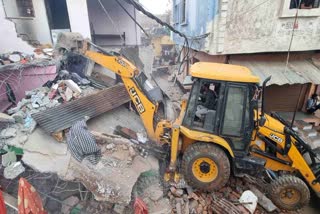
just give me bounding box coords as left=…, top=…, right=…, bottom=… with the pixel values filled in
left=45, top=0, right=71, bottom=43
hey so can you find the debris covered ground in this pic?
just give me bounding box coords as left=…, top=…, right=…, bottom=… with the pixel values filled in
left=1, top=57, right=316, bottom=213
left=1, top=33, right=320, bottom=214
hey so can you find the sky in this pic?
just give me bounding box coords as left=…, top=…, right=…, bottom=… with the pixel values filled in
left=139, top=0, right=171, bottom=14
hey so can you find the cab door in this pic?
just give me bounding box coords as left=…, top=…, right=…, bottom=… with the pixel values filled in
left=219, top=83, right=254, bottom=152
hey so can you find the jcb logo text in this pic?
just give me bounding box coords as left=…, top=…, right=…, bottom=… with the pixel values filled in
left=129, top=87, right=145, bottom=114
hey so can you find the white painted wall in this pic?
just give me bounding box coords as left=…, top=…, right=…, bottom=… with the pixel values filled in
left=87, top=0, right=141, bottom=46
left=8, top=0, right=52, bottom=44
left=66, top=0, right=91, bottom=39
left=2, top=0, right=19, bottom=18
left=0, top=3, right=34, bottom=53
left=206, top=0, right=320, bottom=54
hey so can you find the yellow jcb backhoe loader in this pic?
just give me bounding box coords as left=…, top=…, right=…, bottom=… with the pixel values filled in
left=57, top=32, right=320, bottom=211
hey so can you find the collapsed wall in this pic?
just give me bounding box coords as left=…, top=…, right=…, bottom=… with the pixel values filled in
left=0, top=3, right=34, bottom=54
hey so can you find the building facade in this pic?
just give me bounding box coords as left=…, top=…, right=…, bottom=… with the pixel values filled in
left=173, top=0, right=320, bottom=112
left=1, top=0, right=141, bottom=47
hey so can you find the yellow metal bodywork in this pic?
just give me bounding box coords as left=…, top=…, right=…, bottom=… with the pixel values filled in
left=169, top=125, right=180, bottom=171
left=83, top=46, right=320, bottom=197
left=191, top=62, right=260, bottom=83
left=251, top=114, right=320, bottom=193
left=179, top=126, right=235, bottom=158
left=85, top=51, right=158, bottom=141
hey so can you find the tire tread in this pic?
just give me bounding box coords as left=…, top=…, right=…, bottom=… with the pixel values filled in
left=269, top=175, right=310, bottom=211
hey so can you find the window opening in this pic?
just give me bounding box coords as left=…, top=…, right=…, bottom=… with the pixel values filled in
left=193, top=82, right=220, bottom=132
left=222, top=86, right=246, bottom=137
left=290, top=0, right=320, bottom=9
left=180, top=0, right=187, bottom=23
left=16, top=0, right=35, bottom=17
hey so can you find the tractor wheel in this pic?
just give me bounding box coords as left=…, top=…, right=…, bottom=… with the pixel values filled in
left=269, top=176, right=310, bottom=211
left=181, top=143, right=230, bottom=191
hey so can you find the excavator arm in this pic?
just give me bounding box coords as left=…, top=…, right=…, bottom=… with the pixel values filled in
left=76, top=39, right=162, bottom=141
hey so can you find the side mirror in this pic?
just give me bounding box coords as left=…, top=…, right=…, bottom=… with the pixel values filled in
left=259, top=116, right=266, bottom=127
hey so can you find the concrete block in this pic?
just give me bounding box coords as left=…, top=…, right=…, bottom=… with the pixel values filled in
left=4, top=162, right=25, bottom=179
left=1, top=151, right=17, bottom=167
left=0, top=113, right=15, bottom=123
left=0, top=127, right=17, bottom=139
left=249, top=186, right=277, bottom=212
left=12, top=111, right=26, bottom=124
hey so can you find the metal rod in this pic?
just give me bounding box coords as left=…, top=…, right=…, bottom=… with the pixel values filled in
left=114, top=0, right=149, bottom=38
left=261, top=76, right=271, bottom=116
left=290, top=85, right=304, bottom=128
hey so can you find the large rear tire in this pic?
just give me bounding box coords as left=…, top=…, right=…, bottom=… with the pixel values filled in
left=269, top=176, right=310, bottom=211
left=181, top=143, right=230, bottom=191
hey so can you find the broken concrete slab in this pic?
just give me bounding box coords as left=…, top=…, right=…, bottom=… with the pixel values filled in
left=18, top=135, right=28, bottom=145
left=1, top=151, right=17, bottom=167
left=22, top=151, right=71, bottom=177
left=64, top=152, right=156, bottom=205
left=87, top=106, right=145, bottom=134
left=4, top=161, right=25, bottom=179
left=0, top=113, right=15, bottom=123
left=249, top=186, right=277, bottom=212
left=12, top=111, right=26, bottom=124
left=0, top=127, right=17, bottom=139
left=20, top=129, right=159, bottom=205
left=7, top=128, right=68, bottom=156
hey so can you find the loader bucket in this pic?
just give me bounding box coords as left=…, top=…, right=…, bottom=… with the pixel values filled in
left=54, top=32, right=85, bottom=54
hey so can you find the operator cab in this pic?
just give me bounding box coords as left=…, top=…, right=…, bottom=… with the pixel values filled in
left=182, top=63, right=260, bottom=154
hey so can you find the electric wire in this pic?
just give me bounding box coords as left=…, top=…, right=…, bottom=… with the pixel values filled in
left=97, top=0, right=125, bottom=45
left=122, top=0, right=191, bottom=74
left=285, top=0, right=301, bottom=73
left=113, top=0, right=150, bottom=38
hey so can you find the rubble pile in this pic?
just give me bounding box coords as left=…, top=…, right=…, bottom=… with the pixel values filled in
left=0, top=46, right=54, bottom=65
left=131, top=170, right=171, bottom=214
left=167, top=176, right=278, bottom=214
left=0, top=71, right=99, bottom=180
left=2, top=79, right=98, bottom=135
left=4, top=70, right=96, bottom=115
left=63, top=132, right=160, bottom=205
left=0, top=51, right=34, bottom=65
left=33, top=44, right=54, bottom=59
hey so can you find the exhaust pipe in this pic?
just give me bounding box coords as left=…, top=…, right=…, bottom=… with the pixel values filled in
left=259, top=76, right=271, bottom=126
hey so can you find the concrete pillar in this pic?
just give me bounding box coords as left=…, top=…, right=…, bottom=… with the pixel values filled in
left=66, top=0, right=91, bottom=39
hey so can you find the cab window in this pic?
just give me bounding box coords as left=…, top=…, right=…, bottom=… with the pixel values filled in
left=183, top=80, right=221, bottom=133
left=222, top=85, right=247, bottom=137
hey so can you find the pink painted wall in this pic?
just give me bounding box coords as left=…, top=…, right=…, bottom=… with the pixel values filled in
left=0, top=65, right=56, bottom=112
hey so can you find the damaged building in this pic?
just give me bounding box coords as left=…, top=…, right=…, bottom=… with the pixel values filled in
left=1, top=0, right=141, bottom=46
left=173, top=0, right=320, bottom=113
left=1, top=0, right=320, bottom=214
